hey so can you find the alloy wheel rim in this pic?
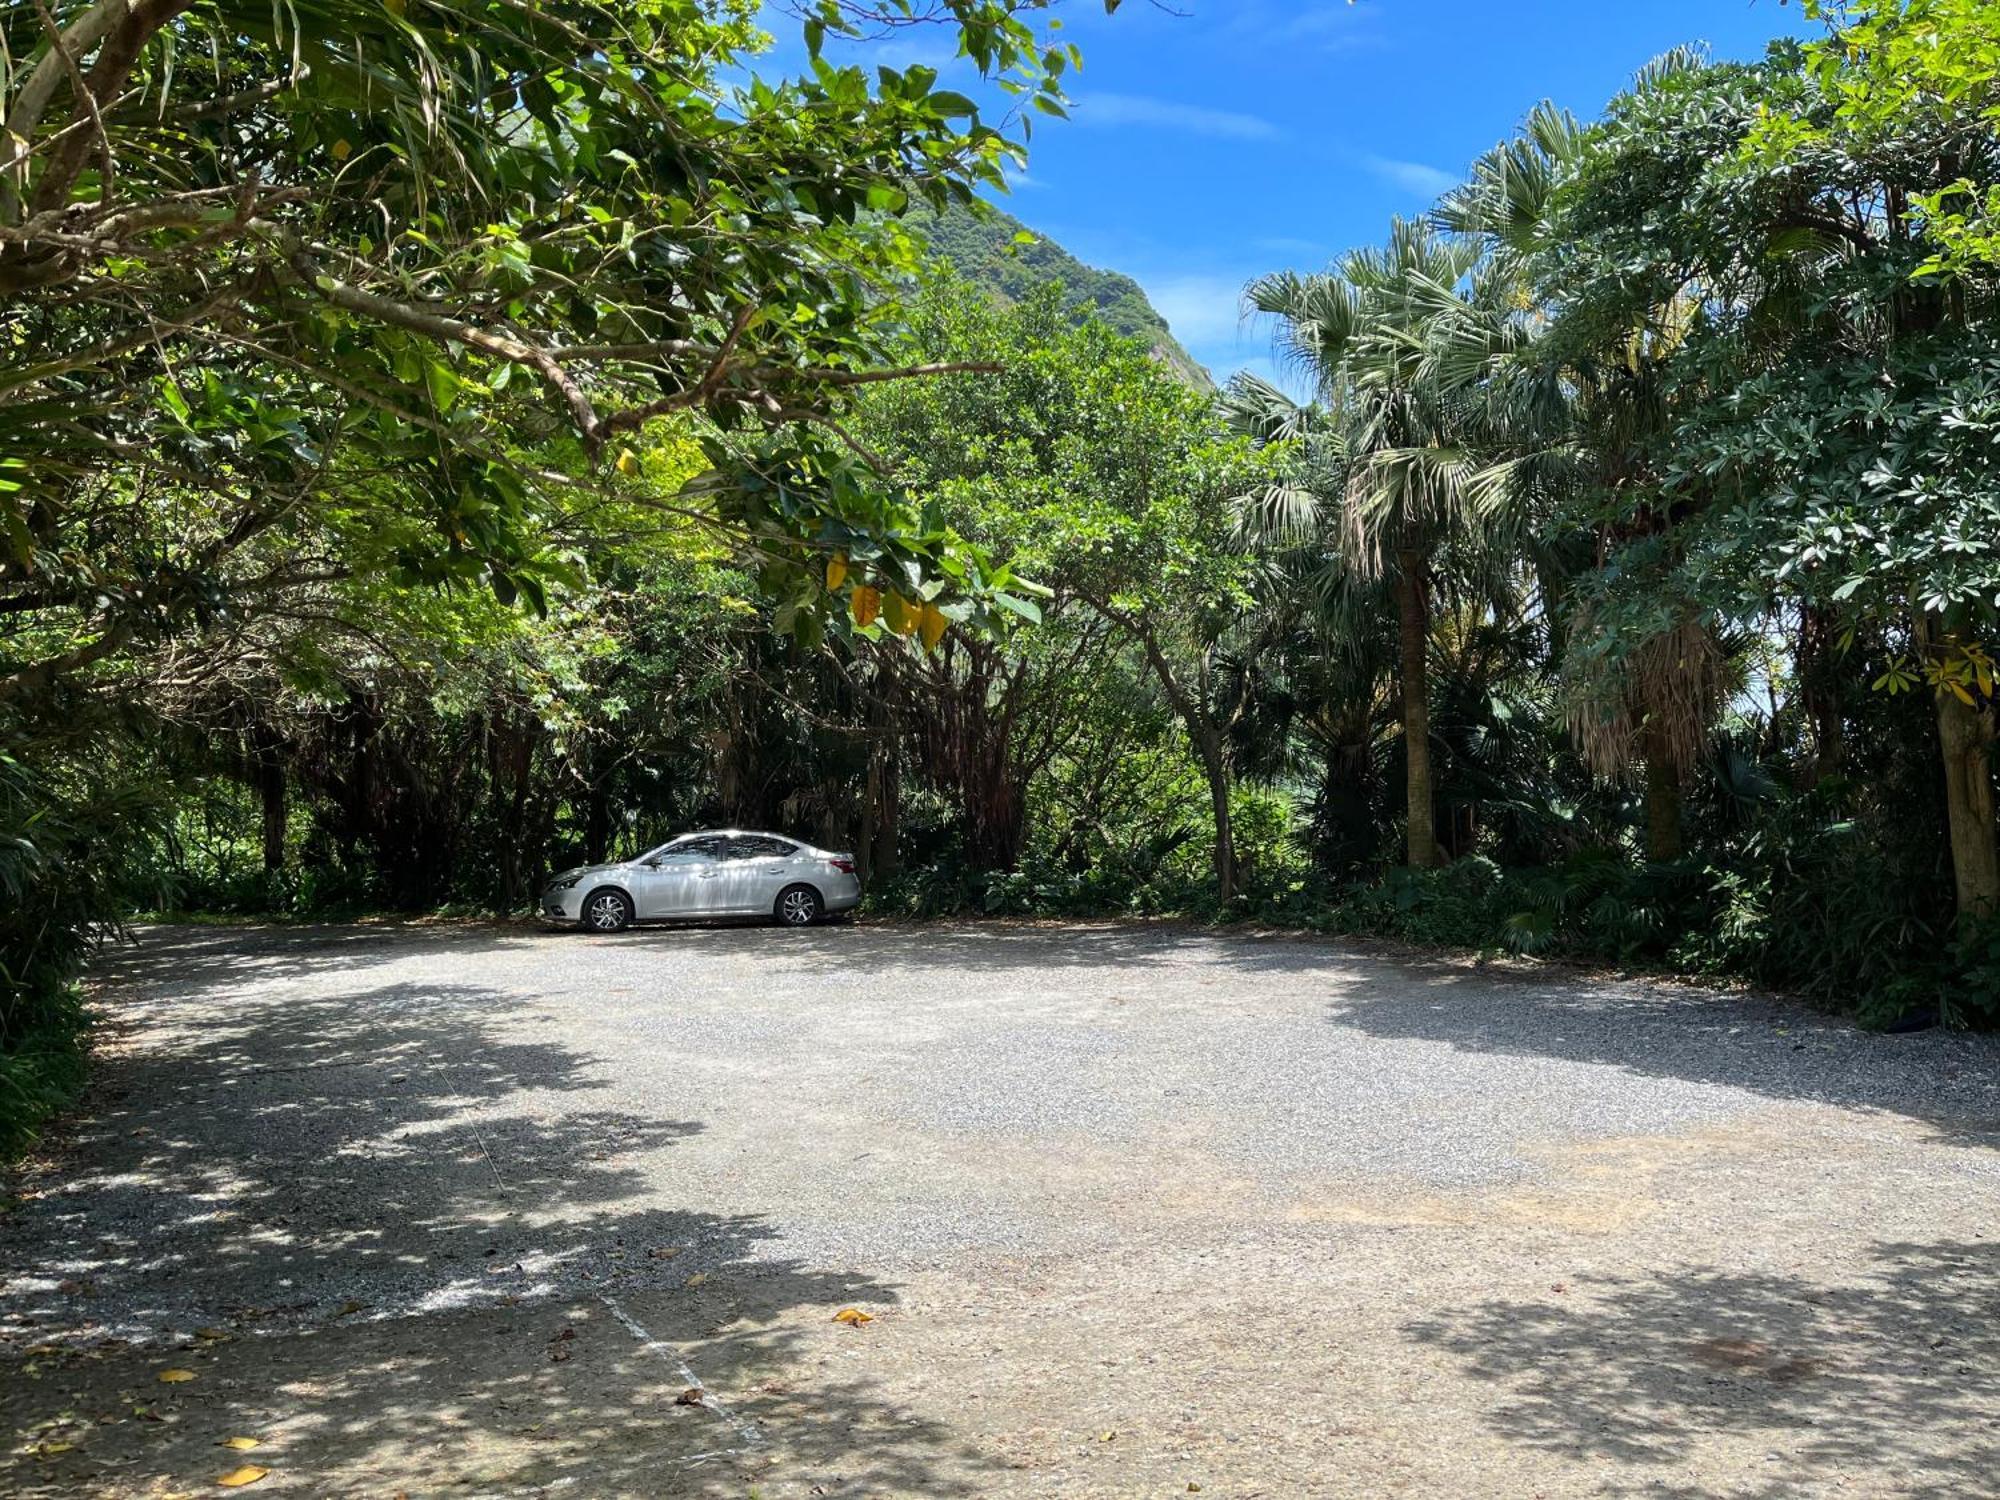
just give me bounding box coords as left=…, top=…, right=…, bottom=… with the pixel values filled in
left=782, top=892, right=814, bottom=924
left=589, top=895, right=624, bottom=930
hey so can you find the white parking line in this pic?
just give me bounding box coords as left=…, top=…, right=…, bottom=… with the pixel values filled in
left=598, top=1293, right=763, bottom=1450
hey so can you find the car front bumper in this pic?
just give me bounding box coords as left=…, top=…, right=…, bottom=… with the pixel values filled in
left=539, top=886, right=586, bottom=922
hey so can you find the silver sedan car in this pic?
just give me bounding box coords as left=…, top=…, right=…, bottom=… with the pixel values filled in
left=539, top=830, right=861, bottom=932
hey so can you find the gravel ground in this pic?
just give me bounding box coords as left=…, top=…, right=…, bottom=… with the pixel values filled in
left=1, top=919, right=1995, bottom=1497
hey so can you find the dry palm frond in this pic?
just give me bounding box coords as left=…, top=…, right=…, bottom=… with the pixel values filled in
left=1563, top=611, right=1726, bottom=780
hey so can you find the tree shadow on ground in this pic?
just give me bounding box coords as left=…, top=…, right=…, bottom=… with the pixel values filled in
left=1311, top=949, right=2000, bottom=1147
left=1405, top=1239, right=1999, bottom=1500
left=614, top=916, right=2000, bottom=1142
left=0, top=966, right=995, bottom=1496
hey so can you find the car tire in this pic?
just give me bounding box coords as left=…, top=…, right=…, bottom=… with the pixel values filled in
left=775, top=884, right=823, bottom=928
left=583, top=888, right=633, bottom=933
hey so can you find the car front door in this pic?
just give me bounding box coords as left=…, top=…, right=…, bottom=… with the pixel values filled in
left=632, top=839, right=726, bottom=918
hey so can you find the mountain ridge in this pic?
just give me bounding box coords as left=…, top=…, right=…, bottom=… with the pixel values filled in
left=913, top=202, right=1213, bottom=389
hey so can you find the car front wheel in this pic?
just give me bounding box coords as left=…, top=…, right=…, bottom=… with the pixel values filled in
left=775, top=884, right=823, bottom=928
left=583, top=888, right=633, bottom=933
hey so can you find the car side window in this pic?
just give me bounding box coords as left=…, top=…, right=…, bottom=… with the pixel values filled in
left=655, top=837, right=726, bottom=866
left=728, top=836, right=795, bottom=859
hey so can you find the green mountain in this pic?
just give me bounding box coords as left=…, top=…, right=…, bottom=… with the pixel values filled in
left=913, top=203, right=1213, bottom=389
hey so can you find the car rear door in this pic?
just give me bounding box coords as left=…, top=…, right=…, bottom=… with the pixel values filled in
left=715, top=835, right=800, bottom=914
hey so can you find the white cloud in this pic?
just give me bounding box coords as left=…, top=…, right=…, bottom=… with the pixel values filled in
left=1138, top=272, right=1253, bottom=348
left=1359, top=154, right=1459, bottom=198
left=1072, top=92, right=1284, bottom=142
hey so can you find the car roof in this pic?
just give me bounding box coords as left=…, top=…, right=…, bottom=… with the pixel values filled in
left=672, top=829, right=807, bottom=845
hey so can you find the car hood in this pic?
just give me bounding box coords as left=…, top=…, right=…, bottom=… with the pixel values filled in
left=550, top=861, right=628, bottom=883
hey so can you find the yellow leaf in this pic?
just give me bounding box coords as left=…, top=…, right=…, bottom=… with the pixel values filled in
left=919, top=602, right=948, bottom=652
left=1951, top=680, right=1977, bottom=706
left=832, top=1307, right=873, bottom=1325
left=885, top=593, right=920, bottom=636
left=217, top=1465, right=269, bottom=1487
left=220, top=1437, right=262, bottom=1451
left=194, top=1327, right=232, bottom=1342
left=615, top=448, right=640, bottom=476
left=330, top=139, right=351, bottom=161
left=158, top=1368, right=197, bottom=1383
left=850, top=585, right=881, bottom=629
left=37, top=1441, right=74, bottom=1456
left=684, top=1271, right=707, bottom=1288
left=1099, top=1429, right=1117, bottom=1442
left=826, top=554, right=848, bottom=592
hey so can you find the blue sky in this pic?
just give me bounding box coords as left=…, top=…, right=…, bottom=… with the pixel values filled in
left=785, top=1, right=1814, bottom=388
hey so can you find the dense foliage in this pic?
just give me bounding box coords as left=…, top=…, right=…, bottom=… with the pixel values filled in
left=5, top=0, right=1999, bottom=1150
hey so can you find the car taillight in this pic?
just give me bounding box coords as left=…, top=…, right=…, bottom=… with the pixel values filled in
left=829, top=857, right=856, bottom=875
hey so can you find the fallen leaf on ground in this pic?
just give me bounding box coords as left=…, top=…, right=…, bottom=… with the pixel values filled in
left=647, top=1247, right=681, bottom=1260
left=674, top=1387, right=705, bottom=1406
left=684, top=1272, right=707, bottom=1289
left=195, top=1327, right=233, bottom=1342
left=217, top=1465, right=269, bottom=1487
left=334, top=1299, right=366, bottom=1317
left=219, top=1436, right=262, bottom=1451
left=832, top=1307, right=873, bottom=1326
left=158, top=1368, right=197, bottom=1383
left=35, top=1441, right=75, bottom=1457
left=1099, top=1430, right=1117, bottom=1442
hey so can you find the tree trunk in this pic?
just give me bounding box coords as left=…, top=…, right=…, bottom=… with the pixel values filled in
left=1641, top=719, right=1684, bottom=861
left=875, top=746, right=901, bottom=879
left=1195, top=728, right=1237, bottom=904
left=1936, top=689, right=1999, bottom=923
left=253, top=727, right=286, bottom=874
left=1396, top=552, right=1439, bottom=869
left=584, top=780, right=612, bottom=865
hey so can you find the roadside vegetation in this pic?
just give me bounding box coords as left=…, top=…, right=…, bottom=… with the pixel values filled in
left=4, top=0, right=1998, bottom=1151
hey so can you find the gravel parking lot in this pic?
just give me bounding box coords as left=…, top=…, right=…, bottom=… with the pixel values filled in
left=2, top=920, right=1996, bottom=1497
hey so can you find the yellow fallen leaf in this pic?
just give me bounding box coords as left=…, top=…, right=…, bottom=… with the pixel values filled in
left=158, top=1368, right=197, bottom=1383
left=683, top=1272, right=707, bottom=1289
left=36, top=1441, right=74, bottom=1456
left=194, top=1327, right=233, bottom=1342
left=217, top=1465, right=269, bottom=1487
left=832, top=1307, right=873, bottom=1326
left=220, top=1436, right=262, bottom=1451
left=1099, top=1429, right=1117, bottom=1442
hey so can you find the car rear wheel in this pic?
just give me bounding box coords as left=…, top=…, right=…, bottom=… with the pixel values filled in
left=775, top=884, right=823, bottom=927
left=584, top=888, right=633, bottom=933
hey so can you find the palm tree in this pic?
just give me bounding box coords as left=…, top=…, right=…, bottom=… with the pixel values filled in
left=1439, top=81, right=1729, bottom=863
left=1243, top=219, right=1535, bottom=868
